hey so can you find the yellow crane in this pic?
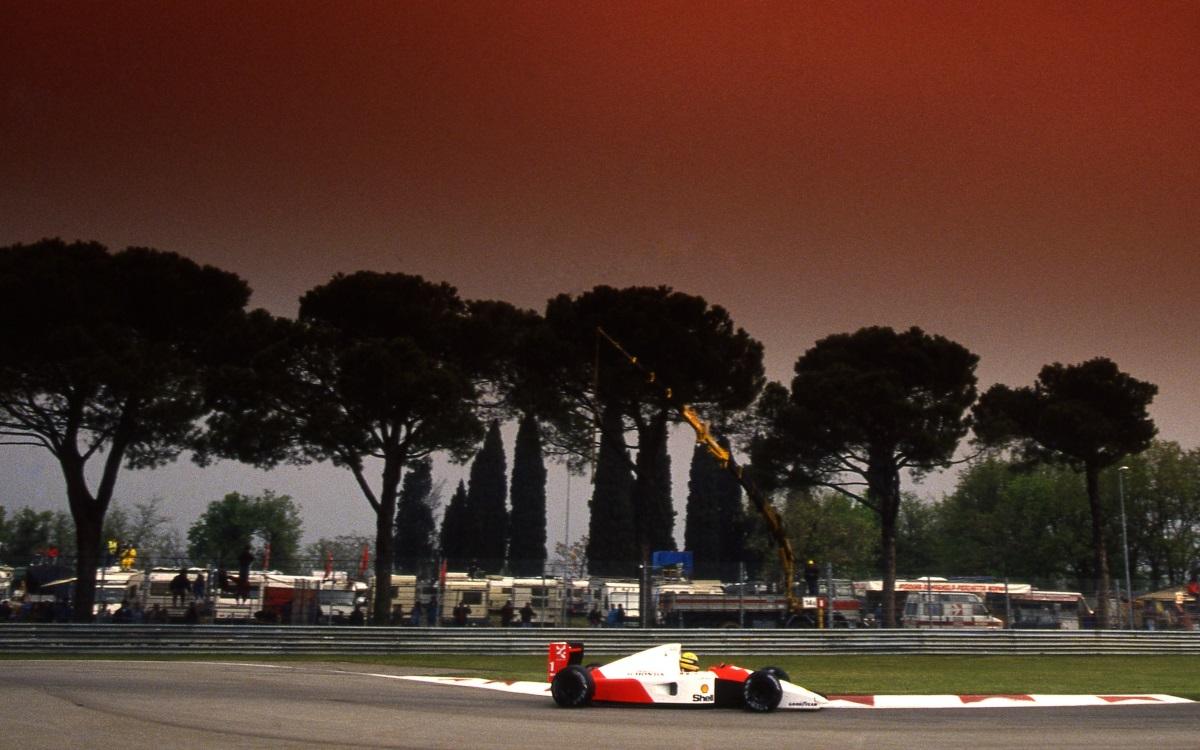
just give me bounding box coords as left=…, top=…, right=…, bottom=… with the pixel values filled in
left=595, top=327, right=801, bottom=618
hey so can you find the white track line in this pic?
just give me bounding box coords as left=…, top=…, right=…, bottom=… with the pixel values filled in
left=394, top=675, right=1193, bottom=708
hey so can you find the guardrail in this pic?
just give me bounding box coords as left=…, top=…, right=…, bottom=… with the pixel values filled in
left=3, top=624, right=1199, bottom=656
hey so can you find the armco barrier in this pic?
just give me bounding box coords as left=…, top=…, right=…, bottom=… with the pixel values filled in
left=2, top=624, right=1199, bottom=656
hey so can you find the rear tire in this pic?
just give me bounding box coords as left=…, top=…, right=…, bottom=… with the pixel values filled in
left=743, top=670, right=783, bottom=713
left=551, top=665, right=595, bottom=708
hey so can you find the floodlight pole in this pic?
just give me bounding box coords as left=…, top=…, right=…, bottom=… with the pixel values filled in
left=1118, top=465, right=1134, bottom=630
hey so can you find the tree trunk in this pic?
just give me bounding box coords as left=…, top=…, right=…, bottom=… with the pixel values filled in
left=71, top=508, right=103, bottom=623
left=61, top=453, right=107, bottom=623
left=632, top=411, right=670, bottom=628
left=868, top=450, right=902, bottom=628
left=1086, top=463, right=1112, bottom=629
left=371, top=455, right=403, bottom=626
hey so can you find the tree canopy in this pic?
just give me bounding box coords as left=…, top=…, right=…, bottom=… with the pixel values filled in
left=0, top=239, right=252, bottom=620
left=752, top=326, right=978, bottom=626
left=974, top=357, right=1156, bottom=627
left=186, top=490, right=303, bottom=574
left=545, top=286, right=765, bottom=618
left=203, top=271, right=499, bottom=623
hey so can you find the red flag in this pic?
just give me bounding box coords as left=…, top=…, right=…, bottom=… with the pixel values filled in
left=357, top=544, right=370, bottom=577
left=438, top=558, right=448, bottom=586
left=262, top=542, right=271, bottom=571
left=324, top=550, right=333, bottom=579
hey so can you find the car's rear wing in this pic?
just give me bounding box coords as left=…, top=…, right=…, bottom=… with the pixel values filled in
left=547, top=641, right=585, bottom=682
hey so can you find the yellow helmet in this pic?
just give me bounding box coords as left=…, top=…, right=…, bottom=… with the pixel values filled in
left=680, top=651, right=700, bottom=672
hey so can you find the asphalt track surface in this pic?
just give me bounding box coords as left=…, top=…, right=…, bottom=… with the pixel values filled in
left=2, top=660, right=1197, bottom=750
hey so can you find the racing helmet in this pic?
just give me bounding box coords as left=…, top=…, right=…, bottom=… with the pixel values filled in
left=679, top=651, right=700, bottom=672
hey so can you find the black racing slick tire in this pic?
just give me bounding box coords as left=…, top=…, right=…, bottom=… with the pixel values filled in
left=759, top=666, right=790, bottom=683
left=743, top=670, right=783, bottom=713
left=551, top=665, right=595, bottom=708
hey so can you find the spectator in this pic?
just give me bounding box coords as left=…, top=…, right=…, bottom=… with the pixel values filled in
left=587, top=605, right=602, bottom=627
left=500, top=600, right=515, bottom=627
left=426, top=596, right=438, bottom=626
left=237, top=546, right=255, bottom=604
left=170, top=568, right=190, bottom=607
left=804, top=559, right=820, bottom=596
left=605, top=606, right=618, bottom=627
left=192, top=572, right=206, bottom=601
left=615, top=604, right=626, bottom=626
left=519, top=601, right=534, bottom=627
left=349, top=605, right=365, bottom=625
left=184, top=602, right=199, bottom=624
left=0, top=600, right=11, bottom=622
left=409, top=603, right=422, bottom=626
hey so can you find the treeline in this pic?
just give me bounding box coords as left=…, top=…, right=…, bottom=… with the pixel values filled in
left=0, top=238, right=1164, bottom=625
left=756, top=439, right=1200, bottom=593
left=10, top=438, right=1197, bottom=603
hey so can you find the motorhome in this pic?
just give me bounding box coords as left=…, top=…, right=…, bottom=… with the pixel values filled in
left=434, top=572, right=491, bottom=625
left=139, top=566, right=212, bottom=620
left=1005, top=590, right=1089, bottom=629
left=595, top=579, right=641, bottom=624
left=485, top=575, right=564, bottom=626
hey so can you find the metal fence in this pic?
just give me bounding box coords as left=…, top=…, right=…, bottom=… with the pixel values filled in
left=2, top=624, right=1199, bottom=656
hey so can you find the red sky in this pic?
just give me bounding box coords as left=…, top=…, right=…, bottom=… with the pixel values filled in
left=2, top=2, right=1198, bottom=545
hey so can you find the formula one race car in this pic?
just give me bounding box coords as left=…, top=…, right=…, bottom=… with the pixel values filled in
left=547, top=641, right=827, bottom=712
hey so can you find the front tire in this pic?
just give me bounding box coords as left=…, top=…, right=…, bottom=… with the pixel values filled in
left=551, top=665, right=595, bottom=708
left=743, top=670, right=783, bottom=712
left=758, top=665, right=790, bottom=683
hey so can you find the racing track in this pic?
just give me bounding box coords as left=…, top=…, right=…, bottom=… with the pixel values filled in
left=2, top=660, right=1196, bottom=750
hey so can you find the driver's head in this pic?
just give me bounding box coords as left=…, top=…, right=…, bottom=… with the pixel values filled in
left=679, top=651, right=700, bottom=672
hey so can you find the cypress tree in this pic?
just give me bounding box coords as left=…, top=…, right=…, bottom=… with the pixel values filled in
left=465, top=420, right=508, bottom=574
left=394, top=458, right=436, bottom=575
left=440, top=480, right=471, bottom=569
left=713, top=439, right=747, bottom=578
left=507, top=414, right=547, bottom=576
left=685, top=441, right=722, bottom=578
left=635, top=415, right=676, bottom=554
left=587, top=406, right=638, bottom=577
left=685, top=437, right=745, bottom=579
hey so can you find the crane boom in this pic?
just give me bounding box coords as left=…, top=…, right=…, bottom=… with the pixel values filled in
left=595, top=327, right=800, bottom=616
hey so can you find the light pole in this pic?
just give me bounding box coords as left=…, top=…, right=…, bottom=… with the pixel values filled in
left=1118, top=465, right=1134, bottom=630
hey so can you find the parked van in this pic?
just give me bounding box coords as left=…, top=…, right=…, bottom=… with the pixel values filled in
left=902, top=591, right=1002, bottom=628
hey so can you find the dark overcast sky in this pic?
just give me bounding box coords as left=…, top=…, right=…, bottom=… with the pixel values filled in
left=2, top=1, right=1197, bottom=546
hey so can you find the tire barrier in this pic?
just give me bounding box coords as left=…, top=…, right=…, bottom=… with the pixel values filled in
left=2, top=624, right=1199, bottom=656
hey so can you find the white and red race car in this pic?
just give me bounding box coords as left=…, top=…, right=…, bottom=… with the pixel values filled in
left=547, top=641, right=827, bottom=712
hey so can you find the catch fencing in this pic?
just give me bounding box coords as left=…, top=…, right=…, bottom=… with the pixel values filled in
left=2, top=624, right=1199, bottom=656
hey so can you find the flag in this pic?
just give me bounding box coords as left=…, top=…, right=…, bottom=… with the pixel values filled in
left=357, top=544, right=370, bottom=577
left=438, top=558, right=448, bottom=586
left=324, top=550, right=333, bottom=579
